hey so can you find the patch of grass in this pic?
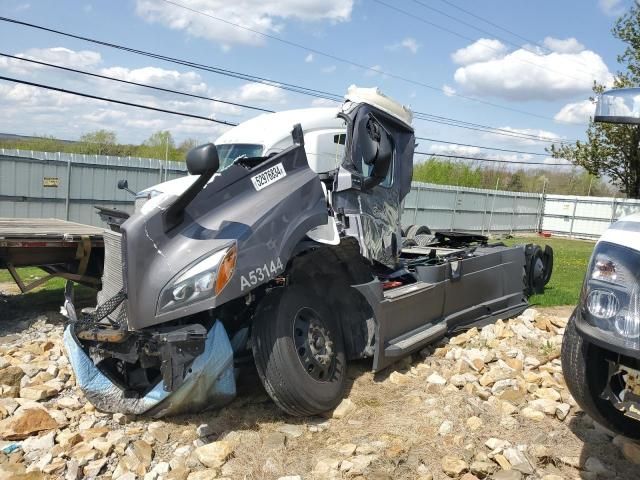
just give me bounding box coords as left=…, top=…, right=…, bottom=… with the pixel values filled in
left=503, top=235, right=595, bottom=307
left=0, top=267, right=95, bottom=310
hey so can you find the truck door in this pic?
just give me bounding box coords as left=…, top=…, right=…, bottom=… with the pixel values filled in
left=332, top=103, right=414, bottom=267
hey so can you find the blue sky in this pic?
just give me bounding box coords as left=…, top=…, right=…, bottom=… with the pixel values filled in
left=0, top=0, right=634, bottom=165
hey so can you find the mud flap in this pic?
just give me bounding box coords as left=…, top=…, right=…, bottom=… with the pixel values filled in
left=63, top=321, right=236, bottom=418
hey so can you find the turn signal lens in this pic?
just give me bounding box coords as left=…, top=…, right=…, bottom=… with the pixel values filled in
left=215, top=245, right=237, bottom=295
left=592, top=258, right=617, bottom=282
left=587, top=289, right=619, bottom=320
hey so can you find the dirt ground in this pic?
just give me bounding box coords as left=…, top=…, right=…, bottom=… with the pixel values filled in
left=0, top=288, right=639, bottom=480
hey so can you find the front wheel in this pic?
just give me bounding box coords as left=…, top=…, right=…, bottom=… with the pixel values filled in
left=561, top=312, right=640, bottom=438
left=252, top=285, right=347, bottom=416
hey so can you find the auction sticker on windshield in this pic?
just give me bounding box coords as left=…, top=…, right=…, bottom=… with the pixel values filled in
left=251, top=163, right=287, bottom=191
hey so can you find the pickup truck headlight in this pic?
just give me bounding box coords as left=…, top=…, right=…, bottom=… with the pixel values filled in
left=582, top=243, right=640, bottom=343
left=157, top=245, right=237, bottom=314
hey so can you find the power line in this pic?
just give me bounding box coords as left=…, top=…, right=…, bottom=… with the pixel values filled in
left=3, top=53, right=567, bottom=146
left=0, top=16, right=341, bottom=102
left=158, top=0, right=557, bottom=121
left=414, top=113, right=573, bottom=143
left=0, top=75, right=238, bottom=126
left=0, top=53, right=275, bottom=113
left=373, top=0, right=596, bottom=97
left=415, top=136, right=549, bottom=156
left=411, top=0, right=598, bottom=79
left=0, top=77, right=577, bottom=168
left=438, top=0, right=540, bottom=47
left=0, top=16, right=572, bottom=145
left=415, top=151, right=573, bottom=167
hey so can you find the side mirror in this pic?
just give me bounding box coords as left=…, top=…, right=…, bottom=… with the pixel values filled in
left=117, top=179, right=136, bottom=196
left=187, top=143, right=220, bottom=175
left=359, top=114, right=393, bottom=190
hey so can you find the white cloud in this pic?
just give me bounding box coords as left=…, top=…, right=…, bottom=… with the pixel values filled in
left=599, top=0, right=625, bottom=16
left=554, top=99, right=595, bottom=124
left=442, top=84, right=456, bottom=97
left=100, top=66, right=207, bottom=94
left=451, top=38, right=508, bottom=65
left=305, top=53, right=314, bottom=63
left=364, top=65, right=383, bottom=77
left=452, top=40, right=613, bottom=101
left=322, top=65, right=337, bottom=74
left=424, top=143, right=547, bottom=166
left=0, top=46, right=292, bottom=143
left=482, top=127, right=563, bottom=146
left=82, top=109, right=128, bottom=122
left=310, top=98, right=340, bottom=107
left=542, top=37, right=585, bottom=54
left=234, top=82, right=285, bottom=103
left=135, top=0, right=354, bottom=48
left=18, top=47, right=102, bottom=69
left=386, top=37, right=420, bottom=54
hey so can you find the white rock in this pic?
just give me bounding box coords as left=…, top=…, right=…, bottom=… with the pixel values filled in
left=492, top=379, right=519, bottom=395
left=277, top=424, right=305, bottom=439
left=427, top=373, right=447, bottom=385
left=524, top=356, right=541, bottom=369
left=438, top=420, right=453, bottom=436
left=555, top=403, right=571, bottom=420
left=331, top=398, right=356, bottom=419
left=449, top=373, right=477, bottom=387
left=485, top=438, right=511, bottom=454
left=21, top=430, right=55, bottom=454
left=520, top=309, right=539, bottom=322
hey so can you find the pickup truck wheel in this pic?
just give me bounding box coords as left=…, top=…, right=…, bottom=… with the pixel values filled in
left=252, top=285, right=347, bottom=416
left=561, top=313, right=640, bottom=438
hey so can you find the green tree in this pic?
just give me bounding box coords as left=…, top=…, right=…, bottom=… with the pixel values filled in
left=79, top=129, right=118, bottom=155
left=549, top=6, right=640, bottom=197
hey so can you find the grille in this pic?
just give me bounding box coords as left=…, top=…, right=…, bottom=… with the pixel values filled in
left=97, top=230, right=127, bottom=325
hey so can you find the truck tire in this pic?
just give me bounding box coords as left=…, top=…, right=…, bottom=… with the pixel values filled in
left=561, top=313, right=640, bottom=438
left=252, top=285, right=347, bottom=416
left=406, top=224, right=431, bottom=238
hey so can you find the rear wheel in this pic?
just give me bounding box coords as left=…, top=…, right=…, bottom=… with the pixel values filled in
left=252, top=285, right=347, bottom=416
left=561, top=313, right=640, bottom=438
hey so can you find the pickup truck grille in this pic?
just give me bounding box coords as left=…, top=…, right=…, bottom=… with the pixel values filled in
left=97, top=230, right=127, bottom=326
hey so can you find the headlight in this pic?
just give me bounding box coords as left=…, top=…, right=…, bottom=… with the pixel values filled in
left=587, top=289, right=619, bottom=319
left=157, top=245, right=237, bottom=314
left=582, top=242, right=640, bottom=345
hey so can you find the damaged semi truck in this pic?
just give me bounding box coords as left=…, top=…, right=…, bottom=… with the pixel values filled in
left=63, top=87, right=553, bottom=417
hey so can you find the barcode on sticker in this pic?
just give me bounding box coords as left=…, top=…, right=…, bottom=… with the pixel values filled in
left=251, top=163, right=287, bottom=191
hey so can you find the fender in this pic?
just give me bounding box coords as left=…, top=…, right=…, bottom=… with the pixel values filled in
left=122, top=144, right=327, bottom=329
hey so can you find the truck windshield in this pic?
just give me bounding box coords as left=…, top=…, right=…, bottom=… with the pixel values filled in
left=217, top=144, right=264, bottom=170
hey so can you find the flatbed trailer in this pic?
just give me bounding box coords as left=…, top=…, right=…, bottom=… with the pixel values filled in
left=0, top=218, right=104, bottom=292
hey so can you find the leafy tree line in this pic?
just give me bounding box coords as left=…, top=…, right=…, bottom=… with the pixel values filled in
left=0, top=129, right=198, bottom=162
left=413, top=158, right=616, bottom=197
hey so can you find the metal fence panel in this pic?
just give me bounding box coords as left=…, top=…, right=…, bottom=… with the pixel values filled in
left=401, top=181, right=542, bottom=234
left=541, top=194, right=640, bottom=238
left=6, top=149, right=640, bottom=239
left=0, top=150, right=187, bottom=227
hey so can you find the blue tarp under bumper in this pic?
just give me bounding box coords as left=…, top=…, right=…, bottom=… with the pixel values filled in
left=63, top=320, right=236, bottom=418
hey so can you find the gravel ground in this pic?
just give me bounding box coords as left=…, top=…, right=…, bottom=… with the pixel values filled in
left=0, top=289, right=639, bottom=480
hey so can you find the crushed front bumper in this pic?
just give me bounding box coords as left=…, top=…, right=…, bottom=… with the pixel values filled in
left=63, top=320, right=236, bottom=418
